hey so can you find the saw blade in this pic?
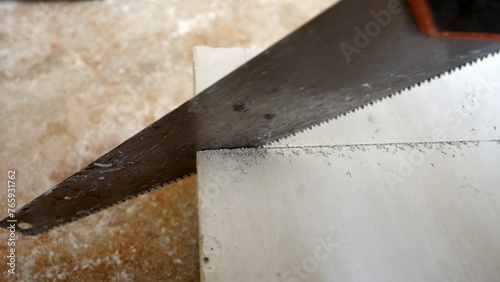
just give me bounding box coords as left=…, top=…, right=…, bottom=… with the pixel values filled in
left=2, top=0, right=500, bottom=235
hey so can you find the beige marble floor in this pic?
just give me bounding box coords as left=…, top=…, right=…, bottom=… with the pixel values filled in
left=0, top=0, right=336, bottom=280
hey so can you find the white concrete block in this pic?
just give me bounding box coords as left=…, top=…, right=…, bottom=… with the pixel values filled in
left=197, top=142, right=500, bottom=281
left=194, top=47, right=500, bottom=282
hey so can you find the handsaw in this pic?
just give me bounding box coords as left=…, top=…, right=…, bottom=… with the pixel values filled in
left=2, top=0, right=500, bottom=235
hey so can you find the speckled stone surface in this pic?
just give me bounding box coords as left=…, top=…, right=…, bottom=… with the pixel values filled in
left=0, top=0, right=335, bottom=280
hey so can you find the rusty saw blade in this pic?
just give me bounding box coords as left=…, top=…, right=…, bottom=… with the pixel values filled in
left=2, top=0, right=500, bottom=235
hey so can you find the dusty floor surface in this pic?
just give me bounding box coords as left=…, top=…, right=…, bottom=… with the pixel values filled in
left=0, top=0, right=336, bottom=280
